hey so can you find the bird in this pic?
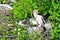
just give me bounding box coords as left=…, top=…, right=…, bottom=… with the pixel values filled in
left=26, top=10, right=46, bottom=34
left=33, top=10, right=45, bottom=27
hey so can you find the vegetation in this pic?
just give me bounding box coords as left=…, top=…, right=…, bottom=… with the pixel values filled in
left=0, top=0, right=60, bottom=40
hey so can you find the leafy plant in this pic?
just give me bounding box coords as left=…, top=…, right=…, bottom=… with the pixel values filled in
left=0, top=0, right=60, bottom=40
left=13, top=0, right=39, bottom=20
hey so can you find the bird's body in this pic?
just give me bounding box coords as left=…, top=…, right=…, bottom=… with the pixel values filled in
left=35, top=15, right=45, bottom=25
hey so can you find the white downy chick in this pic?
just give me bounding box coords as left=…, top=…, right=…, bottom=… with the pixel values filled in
left=33, top=10, right=45, bottom=27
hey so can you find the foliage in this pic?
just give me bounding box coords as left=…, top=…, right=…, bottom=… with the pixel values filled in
left=12, top=0, right=60, bottom=40
left=13, top=0, right=39, bottom=20
left=0, top=0, right=60, bottom=40
left=0, top=0, right=9, bottom=4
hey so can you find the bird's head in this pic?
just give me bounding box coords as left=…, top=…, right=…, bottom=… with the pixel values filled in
left=33, top=10, right=38, bottom=14
left=33, top=10, right=38, bottom=17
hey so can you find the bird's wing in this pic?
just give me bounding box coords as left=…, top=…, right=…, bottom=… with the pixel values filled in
left=41, top=17, right=46, bottom=24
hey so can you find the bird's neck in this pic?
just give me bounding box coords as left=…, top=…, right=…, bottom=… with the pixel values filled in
left=33, top=13, right=37, bottom=18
